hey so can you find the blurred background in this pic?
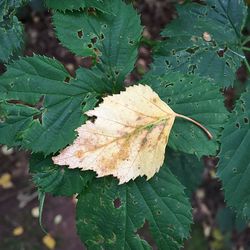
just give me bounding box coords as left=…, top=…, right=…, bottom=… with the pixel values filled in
left=0, top=0, right=250, bottom=249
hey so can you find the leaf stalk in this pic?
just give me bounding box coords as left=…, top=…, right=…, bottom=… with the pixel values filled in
left=175, top=113, right=213, bottom=139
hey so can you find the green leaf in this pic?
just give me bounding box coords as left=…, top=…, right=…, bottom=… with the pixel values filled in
left=166, top=149, right=204, bottom=196
left=0, top=0, right=29, bottom=21
left=144, top=72, right=228, bottom=157
left=217, top=86, right=250, bottom=219
left=76, top=164, right=192, bottom=250
left=38, top=190, right=47, bottom=233
left=152, top=0, right=247, bottom=87
left=0, top=55, right=110, bottom=154
left=216, top=207, right=247, bottom=233
left=30, top=154, right=94, bottom=196
left=45, top=0, right=113, bottom=12
left=0, top=16, right=24, bottom=62
left=0, top=102, right=39, bottom=146
left=53, top=0, right=142, bottom=89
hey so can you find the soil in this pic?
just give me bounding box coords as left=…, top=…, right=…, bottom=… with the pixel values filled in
left=0, top=1, right=250, bottom=250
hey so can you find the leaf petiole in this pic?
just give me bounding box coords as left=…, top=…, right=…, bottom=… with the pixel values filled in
left=175, top=113, right=213, bottom=139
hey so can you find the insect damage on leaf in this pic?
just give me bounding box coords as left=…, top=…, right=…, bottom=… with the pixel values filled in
left=53, top=84, right=212, bottom=184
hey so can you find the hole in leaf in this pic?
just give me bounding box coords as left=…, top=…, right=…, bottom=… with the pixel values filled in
left=77, top=30, right=83, bottom=38
left=164, top=82, right=173, bottom=88
left=64, top=76, right=70, bottom=83
left=136, top=221, right=157, bottom=246
left=186, top=47, right=199, bottom=54
left=87, top=43, right=93, bottom=48
left=129, top=40, right=135, bottom=45
left=33, top=113, right=43, bottom=125
left=171, top=49, right=176, bottom=55
left=244, top=117, right=249, bottom=124
left=113, top=198, right=121, bottom=208
left=217, top=48, right=227, bottom=57
left=211, top=40, right=217, bottom=47
left=236, top=122, right=240, bottom=128
left=91, top=37, right=97, bottom=44
left=100, top=33, right=105, bottom=40
left=188, top=64, right=197, bottom=74
left=165, top=60, right=170, bottom=68
left=35, top=95, right=45, bottom=110
left=87, top=8, right=97, bottom=15
left=0, top=116, right=6, bottom=123
left=89, top=115, right=97, bottom=123
left=156, top=210, right=161, bottom=215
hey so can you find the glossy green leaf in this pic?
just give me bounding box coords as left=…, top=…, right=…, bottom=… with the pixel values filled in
left=30, top=154, right=94, bottom=196
left=53, top=0, right=142, bottom=89
left=217, top=86, right=250, bottom=219
left=152, top=0, right=247, bottom=87
left=0, top=0, right=29, bottom=20
left=0, top=102, right=39, bottom=146
left=167, top=149, right=204, bottom=196
left=0, top=55, right=111, bottom=154
left=0, top=16, right=24, bottom=62
left=76, top=164, right=192, bottom=250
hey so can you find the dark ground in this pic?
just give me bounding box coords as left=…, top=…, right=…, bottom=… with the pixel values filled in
left=0, top=1, right=250, bottom=250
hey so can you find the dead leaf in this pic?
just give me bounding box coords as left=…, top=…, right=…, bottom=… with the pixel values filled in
left=43, top=234, right=56, bottom=250
left=31, top=206, right=39, bottom=218
left=0, top=173, right=14, bottom=189
left=13, top=226, right=24, bottom=236
left=53, top=84, right=211, bottom=184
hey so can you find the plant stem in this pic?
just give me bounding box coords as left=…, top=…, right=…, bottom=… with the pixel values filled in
left=175, top=113, right=213, bottom=139
left=242, top=46, right=250, bottom=52
left=242, top=36, right=250, bottom=45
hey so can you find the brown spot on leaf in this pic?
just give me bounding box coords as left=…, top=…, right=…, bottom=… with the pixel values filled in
left=75, top=150, right=84, bottom=158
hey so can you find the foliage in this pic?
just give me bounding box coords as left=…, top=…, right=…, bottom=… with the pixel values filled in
left=0, top=0, right=29, bottom=62
left=52, top=0, right=142, bottom=89
left=76, top=164, right=192, bottom=250
left=151, top=0, right=248, bottom=87
left=217, top=85, right=250, bottom=219
left=0, top=0, right=249, bottom=249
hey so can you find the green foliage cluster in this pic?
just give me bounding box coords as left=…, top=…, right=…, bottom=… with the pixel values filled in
left=0, top=0, right=249, bottom=249
left=0, top=0, right=29, bottom=62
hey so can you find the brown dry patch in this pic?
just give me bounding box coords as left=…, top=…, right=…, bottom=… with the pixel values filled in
left=75, top=150, right=85, bottom=159
left=100, top=138, right=131, bottom=172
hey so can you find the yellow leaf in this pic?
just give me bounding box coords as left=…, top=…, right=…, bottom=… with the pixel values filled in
left=43, top=234, right=56, bottom=250
left=0, top=173, right=14, bottom=189
left=53, top=84, right=211, bottom=184
left=13, top=226, right=24, bottom=236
